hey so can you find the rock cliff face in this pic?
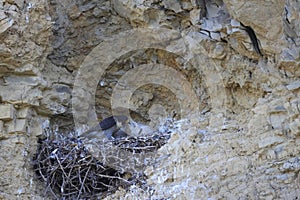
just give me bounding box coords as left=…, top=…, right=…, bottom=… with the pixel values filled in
left=0, top=0, right=299, bottom=199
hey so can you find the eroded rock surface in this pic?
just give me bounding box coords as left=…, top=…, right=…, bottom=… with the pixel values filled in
left=0, top=0, right=299, bottom=199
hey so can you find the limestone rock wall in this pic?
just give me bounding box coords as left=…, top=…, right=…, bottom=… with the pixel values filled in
left=0, top=0, right=299, bottom=199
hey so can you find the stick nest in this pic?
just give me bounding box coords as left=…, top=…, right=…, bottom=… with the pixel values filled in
left=32, top=129, right=170, bottom=199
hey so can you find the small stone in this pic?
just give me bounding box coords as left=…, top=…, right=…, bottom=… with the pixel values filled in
left=0, top=10, right=6, bottom=20
left=211, top=32, right=221, bottom=41
left=54, top=84, right=71, bottom=94
left=181, top=1, right=193, bottom=10
left=16, top=107, right=31, bottom=119
left=0, top=17, right=14, bottom=34
left=210, top=43, right=226, bottom=59
left=268, top=105, right=287, bottom=113
left=6, top=119, right=27, bottom=134
left=258, top=135, right=284, bottom=148
left=289, top=119, right=300, bottom=136
left=0, top=104, right=15, bottom=121
left=68, top=4, right=81, bottom=19
left=79, top=2, right=96, bottom=12
left=14, top=64, right=40, bottom=75
left=269, top=113, right=287, bottom=129
left=286, top=80, right=300, bottom=91
left=1, top=85, right=42, bottom=105
left=5, top=76, right=41, bottom=86
left=162, top=0, right=182, bottom=13
left=0, top=120, right=4, bottom=138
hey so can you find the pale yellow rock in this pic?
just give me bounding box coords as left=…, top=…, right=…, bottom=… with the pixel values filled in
left=0, top=104, right=15, bottom=121
left=16, top=107, right=32, bottom=119
left=28, top=116, right=45, bottom=136
left=1, top=85, right=42, bottom=105
left=223, top=0, right=285, bottom=54
left=6, top=119, right=27, bottom=134
left=289, top=119, right=300, bottom=136
left=0, top=17, right=14, bottom=34
left=258, top=135, right=285, bottom=149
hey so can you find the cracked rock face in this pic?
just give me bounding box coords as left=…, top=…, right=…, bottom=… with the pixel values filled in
left=0, top=0, right=299, bottom=199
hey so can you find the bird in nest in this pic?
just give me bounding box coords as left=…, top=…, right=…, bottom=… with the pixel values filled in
left=80, top=114, right=155, bottom=141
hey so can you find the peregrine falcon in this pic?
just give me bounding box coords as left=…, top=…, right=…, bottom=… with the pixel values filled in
left=81, top=115, right=129, bottom=140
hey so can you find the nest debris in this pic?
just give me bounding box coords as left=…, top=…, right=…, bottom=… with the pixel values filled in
left=32, top=128, right=171, bottom=199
